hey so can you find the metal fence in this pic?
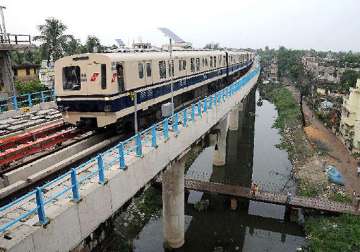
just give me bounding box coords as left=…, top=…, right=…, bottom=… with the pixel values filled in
left=0, top=90, right=55, bottom=112
left=0, top=67, right=260, bottom=233
left=0, top=33, right=31, bottom=44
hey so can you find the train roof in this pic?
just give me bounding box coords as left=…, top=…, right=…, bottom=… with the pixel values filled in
left=56, top=50, right=251, bottom=64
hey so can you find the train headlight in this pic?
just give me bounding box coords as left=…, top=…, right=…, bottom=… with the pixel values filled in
left=56, top=97, right=62, bottom=102
left=104, top=97, right=110, bottom=101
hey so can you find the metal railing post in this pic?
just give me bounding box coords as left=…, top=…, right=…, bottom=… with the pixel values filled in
left=183, top=109, right=187, bottom=127
left=163, top=118, right=169, bottom=140
left=197, top=100, right=202, bottom=117
left=40, top=91, right=45, bottom=103
left=27, top=93, right=32, bottom=107
left=12, top=96, right=18, bottom=110
left=151, top=125, right=158, bottom=148
left=118, top=143, right=126, bottom=169
left=191, top=104, right=195, bottom=121
left=35, top=187, right=48, bottom=225
left=70, top=168, right=80, bottom=202
left=135, top=133, right=143, bottom=157
left=204, top=97, right=207, bottom=112
left=97, top=155, right=105, bottom=184
left=173, top=113, right=179, bottom=135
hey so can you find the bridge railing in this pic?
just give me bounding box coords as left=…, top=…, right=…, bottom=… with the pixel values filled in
left=0, top=89, right=55, bottom=112
left=0, top=66, right=260, bottom=233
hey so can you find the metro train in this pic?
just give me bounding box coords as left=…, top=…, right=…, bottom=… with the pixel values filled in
left=54, top=50, right=255, bottom=130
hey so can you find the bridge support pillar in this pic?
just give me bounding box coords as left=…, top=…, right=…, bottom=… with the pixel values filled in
left=229, top=103, right=242, bottom=131
left=162, top=159, right=185, bottom=249
left=213, top=116, right=229, bottom=166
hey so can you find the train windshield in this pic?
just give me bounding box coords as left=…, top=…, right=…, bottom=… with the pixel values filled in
left=63, top=66, right=81, bottom=90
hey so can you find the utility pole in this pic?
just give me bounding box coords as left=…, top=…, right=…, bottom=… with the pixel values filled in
left=169, top=38, right=174, bottom=115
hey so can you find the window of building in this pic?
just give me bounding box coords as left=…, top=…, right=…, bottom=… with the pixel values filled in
left=191, top=58, right=195, bottom=72
left=146, top=63, right=151, bottom=77
left=63, top=66, right=81, bottom=90
left=26, top=68, right=30, bottom=76
left=159, top=61, right=166, bottom=79
left=138, top=63, right=144, bottom=79
left=196, top=58, right=200, bottom=71
left=14, top=69, right=18, bottom=76
left=101, top=64, right=107, bottom=89
left=33, top=68, right=37, bottom=74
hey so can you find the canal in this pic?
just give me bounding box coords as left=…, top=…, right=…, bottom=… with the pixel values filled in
left=102, top=89, right=307, bottom=251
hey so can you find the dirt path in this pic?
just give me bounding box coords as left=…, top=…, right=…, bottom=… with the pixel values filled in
left=287, top=84, right=360, bottom=194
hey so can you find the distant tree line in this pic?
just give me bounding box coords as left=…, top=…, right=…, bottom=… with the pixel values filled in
left=11, top=18, right=111, bottom=66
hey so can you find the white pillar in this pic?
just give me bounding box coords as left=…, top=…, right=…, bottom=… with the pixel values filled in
left=162, top=160, right=185, bottom=249
left=213, top=116, right=229, bottom=166
left=229, top=107, right=239, bottom=131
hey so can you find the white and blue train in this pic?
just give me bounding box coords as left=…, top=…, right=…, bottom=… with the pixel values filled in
left=54, top=50, right=255, bottom=129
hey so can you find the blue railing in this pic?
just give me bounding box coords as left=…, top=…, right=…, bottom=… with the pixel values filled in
left=0, top=66, right=260, bottom=233
left=0, top=90, right=55, bottom=112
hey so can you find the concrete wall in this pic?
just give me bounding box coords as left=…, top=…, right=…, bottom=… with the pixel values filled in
left=0, top=70, right=259, bottom=252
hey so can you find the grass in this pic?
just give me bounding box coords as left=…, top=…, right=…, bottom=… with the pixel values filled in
left=298, top=180, right=325, bottom=197
left=260, top=83, right=312, bottom=162
left=328, top=191, right=352, bottom=204
left=304, top=214, right=360, bottom=252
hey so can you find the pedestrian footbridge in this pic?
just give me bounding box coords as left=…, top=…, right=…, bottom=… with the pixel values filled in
left=0, top=64, right=260, bottom=252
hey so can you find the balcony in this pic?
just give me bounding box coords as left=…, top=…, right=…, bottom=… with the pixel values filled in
left=0, top=33, right=34, bottom=50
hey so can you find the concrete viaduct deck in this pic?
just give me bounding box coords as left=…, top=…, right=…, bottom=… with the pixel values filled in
left=185, top=179, right=358, bottom=215
left=0, top=64, right=260, bottom=251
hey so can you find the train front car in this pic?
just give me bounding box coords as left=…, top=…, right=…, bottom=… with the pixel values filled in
left=55, top=54, right=121, bottom=128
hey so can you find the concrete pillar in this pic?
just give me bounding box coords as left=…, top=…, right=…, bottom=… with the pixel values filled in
left=213, top=116, right=229, bottom=166
left=0, top=51, right=15, bottom=99
left=162, top=159, right=185, bottom=249
left=229, top=107, right=239, bottom=131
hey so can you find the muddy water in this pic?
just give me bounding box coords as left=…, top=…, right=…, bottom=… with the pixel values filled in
left=106, top=89, right=306, bottom=251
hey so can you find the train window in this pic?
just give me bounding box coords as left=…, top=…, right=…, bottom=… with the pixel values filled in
left=63, top=66, right=81, bottom=90
left=210, top=57, right=213, bottom=67
left=202, top=58, right=205, bottom=67
left=101, top=64, right=107, bottom=89
left=116, top=64, right=124, bottom=92
left=168, top=60, right=174, bottom=77
left=214, top=57, right=217, bottom=68
left=190, top=58, right=195, bottom=72
left=219, top=56, right=222, bottom=66
left=182, top=60, right=186, bottom=71
left=146, top=63, right=152, bottom=77
left=178, top=60, right=182, bottom=71
left=205, top=58, right=208, bottom=67
left=196, top=58, right=200, bottom=71
left=159, top=61, right=166, bottom=79
left=138, top=63, right=144, bottom=79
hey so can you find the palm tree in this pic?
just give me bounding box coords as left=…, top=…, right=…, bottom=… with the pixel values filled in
left=33, top=18, right=73, bottom=64
left=85, top=36, right=102, bottom=53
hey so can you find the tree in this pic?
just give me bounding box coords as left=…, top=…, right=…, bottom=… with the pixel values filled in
left=340, top=70, right=360, bottom=92
left=204, top=43, right=220, bottom=50
left=64, top=37, right=83, bottom=55
left=85, top=36, right=102, bottom=53
left=33, top=18, right=73, bottom=64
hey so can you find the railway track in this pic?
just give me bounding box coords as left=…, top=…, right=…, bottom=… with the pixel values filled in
left=0, top=121, right=83, bottom=169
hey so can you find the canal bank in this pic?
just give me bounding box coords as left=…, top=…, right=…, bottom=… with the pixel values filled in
left=259, top=82, right=360, bottom=252
left=97, top=87, right=307, bottom=251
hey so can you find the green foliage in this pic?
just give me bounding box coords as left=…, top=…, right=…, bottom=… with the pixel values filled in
left=15, top=80, right=47, bottom=95
left=328, top=191, right=352, bottom=204
left=305, top=214, right=360, bottom=252
left=33, top=18, right=73, bottom=62
left=298, top=180, right=324, bottom=197
left=85, top=35, right=103, bottom=53
left=340, top=70, right=360, bottom=93
left=277, top=46, right=305, bottom=82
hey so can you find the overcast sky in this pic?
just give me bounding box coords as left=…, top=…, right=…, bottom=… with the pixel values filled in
left=1, top=0, right=359, bottom=52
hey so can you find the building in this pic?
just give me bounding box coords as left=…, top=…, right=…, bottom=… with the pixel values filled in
left=340, top=79, right=360, bottom=153
left=13, top=63, right=40, bottom=82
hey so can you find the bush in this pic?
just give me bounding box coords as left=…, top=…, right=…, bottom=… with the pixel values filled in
left=15, top=80, right=47, bottom=95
